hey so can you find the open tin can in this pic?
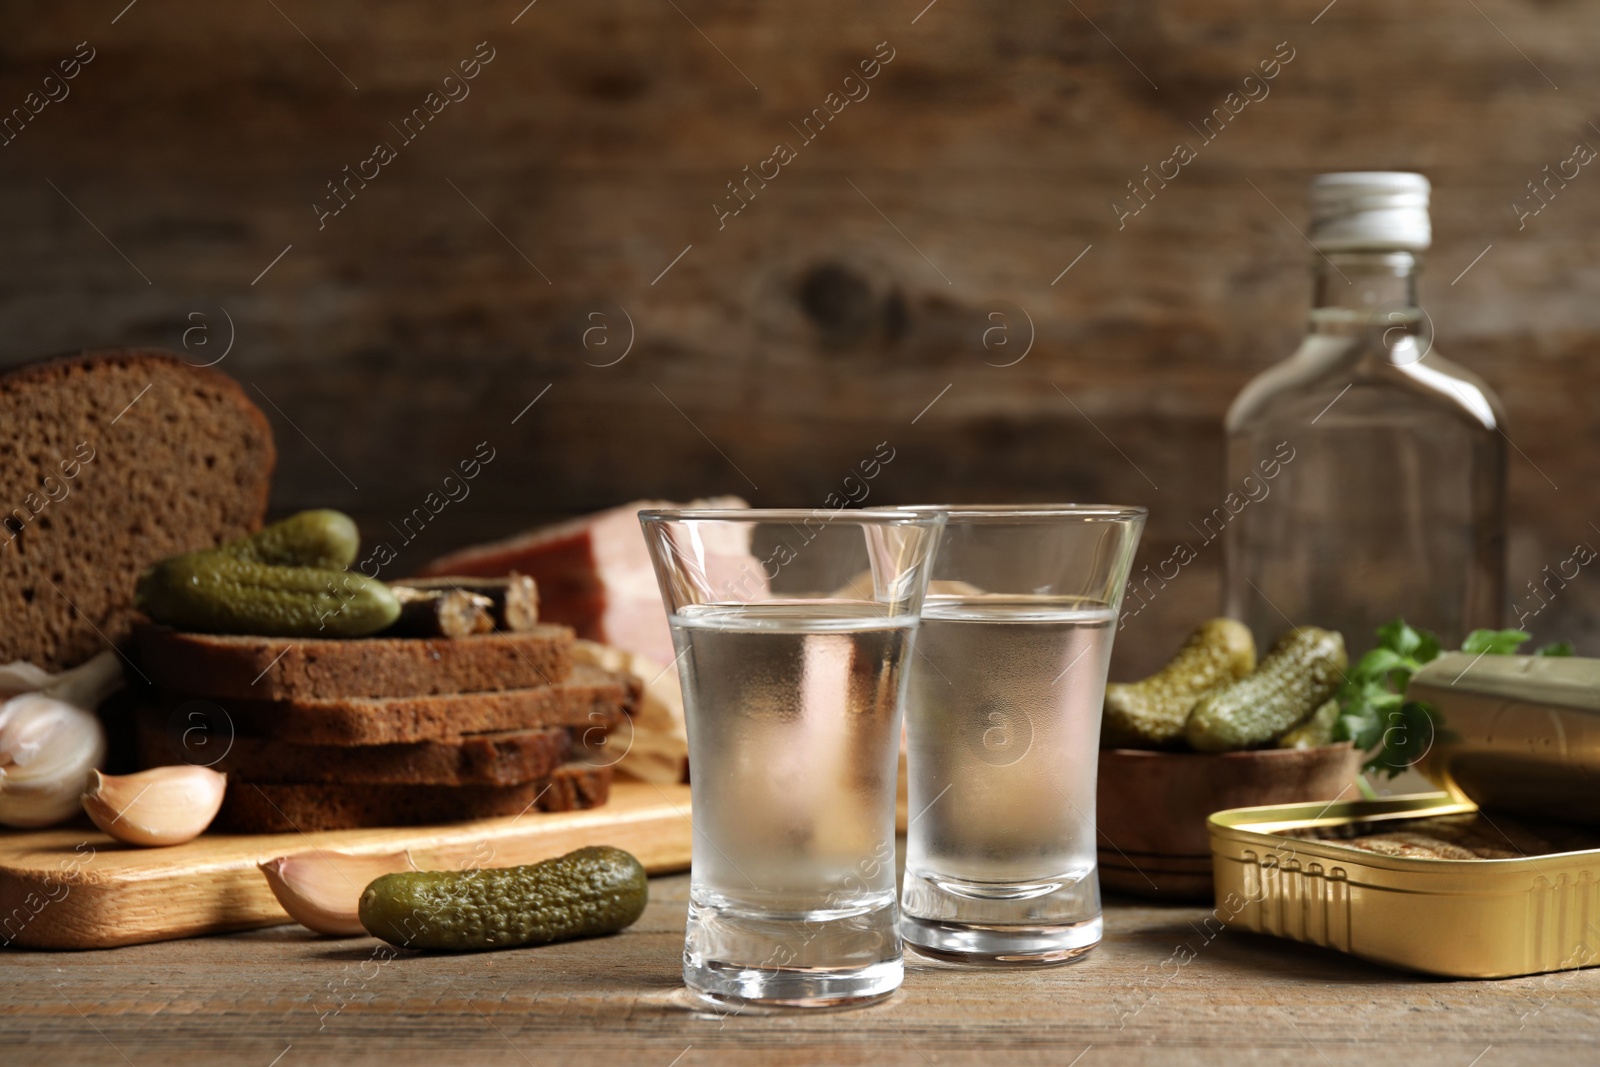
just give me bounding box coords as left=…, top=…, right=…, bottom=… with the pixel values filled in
left=1207, top=652, right=1600, bottom=979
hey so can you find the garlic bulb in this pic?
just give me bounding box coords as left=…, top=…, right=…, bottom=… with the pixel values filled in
left=0, top=650, right=124, bottom=707
left=41, top=651, right=125, bottom=711
left=0, top=693, right=107, bottom=827
left=261, top=850, right=416, bottom=936
left=0, top=662, right=58, bottom=698
left=81, top=765, right=227, bottom=846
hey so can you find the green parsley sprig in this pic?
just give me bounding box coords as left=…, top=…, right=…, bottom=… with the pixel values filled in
left=1333, top=619, right=1572, bottom=777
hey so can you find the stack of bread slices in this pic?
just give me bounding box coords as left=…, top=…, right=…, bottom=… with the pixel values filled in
left=132, top=616, right=638, bottom=832
left=0, top=348, right=647, bottom=835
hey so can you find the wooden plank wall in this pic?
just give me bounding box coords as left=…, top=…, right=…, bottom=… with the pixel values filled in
left=1, top=0, right=1596, bottom=674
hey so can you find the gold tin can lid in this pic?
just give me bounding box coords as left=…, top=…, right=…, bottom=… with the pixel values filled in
left=1409, top=652, right=1600, bottom=826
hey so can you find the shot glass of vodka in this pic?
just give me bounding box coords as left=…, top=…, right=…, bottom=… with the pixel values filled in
left=640, top=507, right=945, bottom=1008
left=895, top=505, right=1144, bottom=964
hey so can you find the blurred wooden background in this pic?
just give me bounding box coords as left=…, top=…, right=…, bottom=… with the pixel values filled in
left=2, top=0, right=1597, bottom=674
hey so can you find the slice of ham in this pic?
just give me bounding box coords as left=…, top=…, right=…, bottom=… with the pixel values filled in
left=418, top=497, right=748, bottom=664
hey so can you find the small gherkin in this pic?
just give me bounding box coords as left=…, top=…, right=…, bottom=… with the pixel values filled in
left=1102, top=618, right=1257, bottom=748
left=134, top=508, right=398, bottom=637
left=135, top=554, right=399, bottom=637
left=217, top=509, right=361, bottom=569
left=1186, top=627, right=1347, bottom=752
left=1277, top=697, right=1342, bottom=749
left=359, top=846, right=649, bottom=952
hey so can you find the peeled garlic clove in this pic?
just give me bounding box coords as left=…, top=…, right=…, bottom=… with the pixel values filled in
left=261, top=849, right=416, bottom=936
left=0, top=693, right=106, bottom=828
left=81, top=766, right=227, bottom=846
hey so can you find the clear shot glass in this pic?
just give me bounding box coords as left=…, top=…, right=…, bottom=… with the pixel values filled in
left=639, top=507, right=946, bottom=1009
left=895, top=505, right=1145, bottom=964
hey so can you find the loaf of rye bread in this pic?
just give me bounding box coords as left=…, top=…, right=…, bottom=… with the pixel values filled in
left=217, top=763, right=613, bottom=832
left=136, top=713, right=595, bottom=786
left=135, top=624, right=575, bottom=701
left=0, top=349, right=275, bottom=669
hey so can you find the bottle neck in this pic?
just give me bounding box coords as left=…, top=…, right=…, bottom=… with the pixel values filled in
left=1310, top=251, right=1421, bottom=335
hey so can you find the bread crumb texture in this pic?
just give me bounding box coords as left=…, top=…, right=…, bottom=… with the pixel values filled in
left=0, top=349, right=275, bottom=669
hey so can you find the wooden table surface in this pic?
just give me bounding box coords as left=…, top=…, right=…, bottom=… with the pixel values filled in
left=5, top=868, right=1598, bottom=1067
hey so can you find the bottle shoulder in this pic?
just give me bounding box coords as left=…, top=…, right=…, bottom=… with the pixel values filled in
left=1225, top=338, right=1506, bottom=434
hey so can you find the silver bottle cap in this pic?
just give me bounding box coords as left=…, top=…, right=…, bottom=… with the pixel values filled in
left=1309, top=172, right=1431, bottom=252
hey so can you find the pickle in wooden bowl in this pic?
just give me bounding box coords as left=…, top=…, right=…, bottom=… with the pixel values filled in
left=1095, top=621, right=1359, bottom=901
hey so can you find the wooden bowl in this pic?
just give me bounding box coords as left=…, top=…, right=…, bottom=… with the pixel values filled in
left=1096, top=744, right=1364, bottom=901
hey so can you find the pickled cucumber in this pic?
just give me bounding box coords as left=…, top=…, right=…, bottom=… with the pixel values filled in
left=1185, top=627, right=1347, bottom=752
left=136, top=553, right=399, bottom=637
left=1276, top=698, right=1341, bottom=749
left=1102, top=618, right=1257, bottom=748
left=218, top=510, right=360, bottom=569
left=358, top=846, right=649, bottom=952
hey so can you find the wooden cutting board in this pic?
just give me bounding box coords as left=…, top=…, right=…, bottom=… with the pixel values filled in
left=0, top=779, right=692, bottom=950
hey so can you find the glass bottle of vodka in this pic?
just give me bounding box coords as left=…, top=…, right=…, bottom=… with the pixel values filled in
left=1223, top=173, right=1507, bottom=655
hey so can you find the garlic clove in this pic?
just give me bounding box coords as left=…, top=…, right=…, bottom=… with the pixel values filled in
left=260, top=849, right=417, bottom=936
left=81, top=765, right=227, bottom=846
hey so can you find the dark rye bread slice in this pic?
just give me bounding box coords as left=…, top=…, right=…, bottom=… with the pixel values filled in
left=136, top=711, right=604, bottom=785
left=217, top=762, right=613, bottom=832
left=135, top=623, right=575, bottom=701
left=152, top=663, right=637, bottom=745
left=0, top=348, right=274, bottom=669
